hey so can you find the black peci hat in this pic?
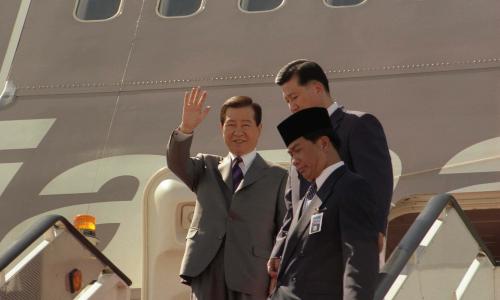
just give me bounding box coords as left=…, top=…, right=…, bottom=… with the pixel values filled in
left=277, top=107, right=333, bottom=146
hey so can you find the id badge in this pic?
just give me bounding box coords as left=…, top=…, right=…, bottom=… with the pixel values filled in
left=309, top=212, right=324, bottom=235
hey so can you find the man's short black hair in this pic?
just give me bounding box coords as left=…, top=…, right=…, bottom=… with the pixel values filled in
left=220, top=96, right=262, bottom=126
left=275, top=59, right=330, bottom=93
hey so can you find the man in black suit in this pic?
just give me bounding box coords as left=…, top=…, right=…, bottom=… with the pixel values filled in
left=268, top=60, right=393, bottom=279
left=269, top=107, right=378, bottom=300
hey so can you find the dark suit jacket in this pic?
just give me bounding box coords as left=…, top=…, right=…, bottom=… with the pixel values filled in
left=287, top=108, right=392, bottom=236
left=270, top=165, right=379, bottom=300
left=167, top=130, right=287, bottom=296
left=329, top=108, right=393, bottom=234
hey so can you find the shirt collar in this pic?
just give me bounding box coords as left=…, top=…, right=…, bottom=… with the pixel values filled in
left=327, top=102, right=340, bottom=116
left=315, top=161, right=344, bottom=190
left=229, top=149, right=257, bottom=175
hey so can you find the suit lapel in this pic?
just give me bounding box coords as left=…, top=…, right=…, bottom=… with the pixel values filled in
left=290, top=195, right=305, bottom=230
left=283, top=194, right=323, bottom=264
left=237, top=154, right=268, bottom=192
left=280, top=165, right=347, bottom=271
left=330, top=106, right=345, bottom=131
left=315, top=165, right=346, bottom=202
left=290, top=165, right=302, bottom=210
left=218, top=155, right=232, bottom=192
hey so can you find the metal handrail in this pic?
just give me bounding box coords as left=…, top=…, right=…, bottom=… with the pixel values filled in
left=0, top=214, right=132, bottom=286
left=375, top=193, right=497, bottom=300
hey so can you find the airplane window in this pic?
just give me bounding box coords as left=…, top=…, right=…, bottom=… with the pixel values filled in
left=75, top=0, right=121, bottom=21
left=325, top=0, right=364, bottom=6
left=240, top=0, right=284, bottom=12
left=158, top=0, right=204, bottom=17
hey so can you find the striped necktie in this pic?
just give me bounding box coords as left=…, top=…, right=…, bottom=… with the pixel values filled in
left=301, top=182, right=317, bottom=215
left=232, top=157, right=243, bottom=192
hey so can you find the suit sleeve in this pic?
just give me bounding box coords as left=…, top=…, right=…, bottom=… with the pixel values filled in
left=349, top=114, right=393, bottom=233
left=166, top=129, right=205, bottom=191
left=270, top=169, right=293, bottom=258
left=273, top=170, right=288, bottom=238
left=340, top=178, right=379, bottom=300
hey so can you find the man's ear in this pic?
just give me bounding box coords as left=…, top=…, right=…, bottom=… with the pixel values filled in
left=321, top=136, right=329, bottom=150
left=312, top=80, right=325, bottom=95
left=258, top=123, right=263, bottom=133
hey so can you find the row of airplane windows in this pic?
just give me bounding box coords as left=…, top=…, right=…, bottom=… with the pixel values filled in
left=76, top=0, right=364, bottom=21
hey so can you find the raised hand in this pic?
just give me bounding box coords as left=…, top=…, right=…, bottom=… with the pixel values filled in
left=179, top=87, right=211, bottom=134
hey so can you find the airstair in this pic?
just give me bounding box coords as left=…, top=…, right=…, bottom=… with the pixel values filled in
left=0, top=215, right=131, bottom=299
left=3, top=193, right=497, bottom=299
left=142, top=166, right=500, bottom=300
left=376, top=193, right=500, bottom=300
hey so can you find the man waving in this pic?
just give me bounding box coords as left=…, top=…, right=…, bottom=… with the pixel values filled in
left=167, top=87, right=287, bottom=300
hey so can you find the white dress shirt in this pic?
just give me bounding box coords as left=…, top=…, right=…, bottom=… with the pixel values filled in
left=228, top=150, right=257, bottom=175
left=327, top=101, right=340, bottom=116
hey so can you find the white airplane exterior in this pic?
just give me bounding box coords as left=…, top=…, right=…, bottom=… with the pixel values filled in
left=0, top=0, right=499, bottom=298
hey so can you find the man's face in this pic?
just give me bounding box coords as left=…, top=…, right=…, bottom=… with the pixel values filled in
left=287, top=137, right=326, bottom=182
left=221, top=106, right=262, bottom=156
left=281, top=75, right=324, bottom=113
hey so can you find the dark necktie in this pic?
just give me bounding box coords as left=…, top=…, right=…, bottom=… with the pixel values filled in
left=301, top=182, right=317, bottom=216
left=232, top=157, right=243, bottom=192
